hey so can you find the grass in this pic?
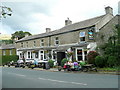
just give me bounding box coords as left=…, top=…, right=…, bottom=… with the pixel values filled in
left=97, top=66, right=120, bottom=71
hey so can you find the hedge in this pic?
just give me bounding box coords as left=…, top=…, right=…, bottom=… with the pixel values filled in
left=61, top=58, right=69, bottom=67
left=95, top=56, right=105, bottom=68
left=48, top=60, right=54, bottom=68
left=2, top=55, right=19, bottom=65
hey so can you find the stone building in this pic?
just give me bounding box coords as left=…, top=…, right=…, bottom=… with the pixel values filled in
left=0, top=44, right=16, bottom=56
left=15, top=6, right=118, bottom=65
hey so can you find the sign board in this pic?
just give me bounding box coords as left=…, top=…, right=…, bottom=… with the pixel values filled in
left=80, top=32, right=85, bottom=37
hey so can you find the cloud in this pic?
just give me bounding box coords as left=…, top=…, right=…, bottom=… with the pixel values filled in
left=1, top=0, right=119, bottom=35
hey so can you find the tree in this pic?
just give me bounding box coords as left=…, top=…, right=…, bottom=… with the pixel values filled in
left=1, top=40, right=13, bottom=44
left=0, top=6, right=12, bottom=20
left=11, top=31, right=32, bottom=40
left=98, top=24, right=120, bottom=67
left=87, top=51, right=99, bottom=64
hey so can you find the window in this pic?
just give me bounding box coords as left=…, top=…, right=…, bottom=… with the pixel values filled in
left=80, top=37, right=85, bottom=41
left=41, top=39, right=44, bottom=46
left=20, top=53, right=23, bottom=59
left=33, top=41, right=36, bottom=47
left=84, top=50, right=87, bottom=60
left=76, top=48, right=87, bottom=61
left=55, top=37, right=59, bottom=45
left=21, top=43, right=23, bottom=48
left=41, top=51, right=43, bottom=53
left=3, top=50, right=6, bottom=55
left=26, top=42, right=28, bottom=47
left=31, top=52, right=33, bottom=58
left=53, top=51, right=56, bottom=59
left=77, top=49, right=83, bottom=61
left=10, top=50, right=12, bottom=55
left=40, top=50, right=44, bottom=60
left=79, top=32, right=85, bottom=41
left=28, top=52, right=30, bottom=58
left=35, top=52, right=39, bottom=58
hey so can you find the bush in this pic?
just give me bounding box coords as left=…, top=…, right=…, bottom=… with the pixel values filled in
left=48, top=60, right=54, bottom=68
left=61, top=58, right=69, bottom=67
left=95, top=56, right=105, bottom=68
left=87, top=51, right=99, bottom=64
left=2, top=55, right=19, bottom=65
left=107, top=56, right=117, bottom=67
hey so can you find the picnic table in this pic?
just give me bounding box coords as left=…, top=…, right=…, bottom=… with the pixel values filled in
left=82, top=64, right=97, bottom=72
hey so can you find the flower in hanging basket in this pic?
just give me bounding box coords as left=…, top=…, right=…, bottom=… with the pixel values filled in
left=66, top=51, right=73, bottom=57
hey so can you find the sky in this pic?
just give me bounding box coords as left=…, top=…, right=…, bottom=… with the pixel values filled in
left=0, top=0, right=120, bottom=35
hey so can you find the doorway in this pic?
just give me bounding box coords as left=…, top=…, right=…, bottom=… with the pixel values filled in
left=57, top=52, right=65, bottom=66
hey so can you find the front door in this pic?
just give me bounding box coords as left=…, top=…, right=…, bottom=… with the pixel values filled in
left=57, top=52, right=65, bottom=66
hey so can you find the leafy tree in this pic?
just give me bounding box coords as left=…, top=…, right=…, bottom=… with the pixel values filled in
left=48, top=60, right=54, bottom=68
left=95, top=56, right=106, bottom=68
left=11, top=31, right=32, bottom=40
left=61, top=58, right=69, bottom=67
left=0, top=6, right=12, bottom=20
left=98, top=24, right=120, bottom=67
left=87, top=51, right=99, bottom=64
left=2, top=40, right=13, bottom=44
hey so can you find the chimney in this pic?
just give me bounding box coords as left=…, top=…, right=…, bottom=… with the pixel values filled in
left=65, top=17, right=72, bottom=26
left=105, top=6, right=113, bottom=15
left=13, top=36, right=18, bottom=43
left=46, top=28, right=51, bottom=33
left=25, top=33, right=29, bottom=37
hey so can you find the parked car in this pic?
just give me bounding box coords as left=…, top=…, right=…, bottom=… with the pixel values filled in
left=17, top=59, right=24, bottom=64
left=25, top=59, right=34, bottom=64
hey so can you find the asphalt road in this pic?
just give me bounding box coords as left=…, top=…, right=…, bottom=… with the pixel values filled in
left=2, top=67, right=119, bottom=88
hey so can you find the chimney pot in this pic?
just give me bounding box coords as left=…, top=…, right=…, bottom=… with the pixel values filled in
left=46, top=28, right=51, bottom=33
left=25, top=33, right=29, bottom=37
left=105, top=6, right=113, bottom=15
left=65, top=18, right=72, bottom=26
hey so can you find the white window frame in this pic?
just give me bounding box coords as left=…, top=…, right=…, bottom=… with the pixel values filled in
left=76, top=48, right=85, bottom=61
left=10, top=50, right=12, bottom=55
left=40, top=39, right=44, bottom=47
left=3, top=50, right=6, bottom=55
left=54, top=37, right=59, bottom=45
left=21, top=43, right=23, bottom=48
left=27, top=51, right=31, bottom=59
left=79, top=32, right=86, bottom=42
left=39, top=50, right=44, bottom=60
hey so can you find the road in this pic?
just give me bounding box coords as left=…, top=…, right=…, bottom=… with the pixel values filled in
left=2, top=67, right=119, bottom=88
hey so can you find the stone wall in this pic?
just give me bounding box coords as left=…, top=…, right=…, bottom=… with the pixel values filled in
left=95, top=15, right=119, bottom=54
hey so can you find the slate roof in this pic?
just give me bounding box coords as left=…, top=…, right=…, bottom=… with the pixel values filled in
left=16, top=15, right=106, bottom=42
left=0, top=44, right=16, bottom=49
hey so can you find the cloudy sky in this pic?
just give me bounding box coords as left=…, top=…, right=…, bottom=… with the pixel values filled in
left=1, top=0, right=120, bottom=35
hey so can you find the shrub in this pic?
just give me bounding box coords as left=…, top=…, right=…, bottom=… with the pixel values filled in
left=87, top=51, right=99, bottom=64
left=107, top=56, right=117, bottom=67
left=2, top=55, right=19, bottom=65
left=61, top=58, right=69, bottom=67
left=95, top=56, right=105, bottom=68
left=48, top=60, right=54, bottom=68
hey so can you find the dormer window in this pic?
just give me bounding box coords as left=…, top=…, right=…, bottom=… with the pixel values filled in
left=55, top=37, right=59, bottom=45
left=79, top=32, right=85, bottom=41
left=41, top=39, right=44, bottom=46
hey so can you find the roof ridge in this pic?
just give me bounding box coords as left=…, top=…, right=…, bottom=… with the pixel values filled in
left=62, top=14, right=106, bottom=28
left=16, top=14, right=106, bottom=42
